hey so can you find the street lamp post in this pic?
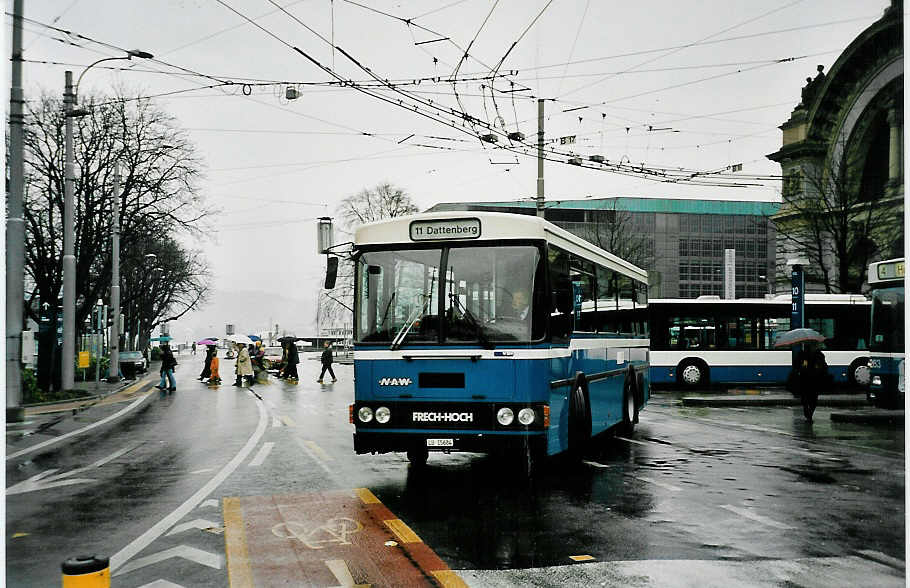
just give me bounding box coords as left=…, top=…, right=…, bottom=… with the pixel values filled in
left=108, top=164, right=121, bottom=381
left=61, top=49, right=153, bottom=391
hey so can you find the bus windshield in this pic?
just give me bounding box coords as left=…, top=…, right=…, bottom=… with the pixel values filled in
left=356, top=244, right=544, bottom=344
left=870, top=286, right=905, bottom=353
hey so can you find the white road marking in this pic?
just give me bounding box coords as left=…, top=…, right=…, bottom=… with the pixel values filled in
left=249, top=442, right=275, bottom=467
left=166, top=519, right=221, bottom=536
left=190, top=468, right=214, bottom=474
left=137, top=580, right=185, bottom=588
left=113, top=545, right=223, bottom=577
left=110, top=395, right=268, bottom=573
left=615, top=436, right=650, bottom=446
left=632, top=476, right=682, bottom=492
left=7, top=444, right=140, bottom=495
left=719, top=504, right=794, bottom=530
left=198, top=499, right=219, bottom=510
left=7, top=395, right=150, bottom=460
left=583, top=460, right=610, bottom=468
left=325, top=559, right=370, bottom=587
left=272, top=416, right=283, bottom=428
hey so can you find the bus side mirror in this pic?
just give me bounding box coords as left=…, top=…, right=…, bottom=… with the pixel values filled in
left=324, top=256, right=339, bottom=289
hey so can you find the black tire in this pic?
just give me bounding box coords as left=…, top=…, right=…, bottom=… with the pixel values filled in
left=619, top=376, right=637, bottom=436
left=678, top=359, right=708, bottom=388
left=567, top=382, right=591, bottom=460
left=407, top=446, right=429, bottom=467
left=848, top=358, right=870, bottom=388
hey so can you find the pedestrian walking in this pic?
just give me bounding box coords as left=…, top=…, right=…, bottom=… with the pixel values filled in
left=284, top=340, right=300, bottom=382
left=795, top=342, right=828, bottom=422
left=318, top=341, right=336, bottom=384
left=233, top=343, right=255, bottom=387
left=208, top=348, right=221, bottom=385
left=198, top=344, right=214, bottom=381
left=157, top=343, right=178, bottom=392
left=192, top=342, right=197, bottom=355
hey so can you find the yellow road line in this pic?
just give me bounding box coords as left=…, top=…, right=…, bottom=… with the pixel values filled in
left=355, top=487, right=380, bottom=504
left=223, top=497, right=254, bottom=588
left=383, top=519, right=421, bottom=544
left=304, top=440, right=333, bottom=462
left=432, top=569, right=470, bottom=587
left=280, top=415, right=296, bottom=427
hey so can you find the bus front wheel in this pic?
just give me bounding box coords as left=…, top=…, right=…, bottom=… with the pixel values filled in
left=407, top=446, right=428, bottom=467
left=678, top=360, right=708, bottom=388
left=567, top=383, right=591, bottom=460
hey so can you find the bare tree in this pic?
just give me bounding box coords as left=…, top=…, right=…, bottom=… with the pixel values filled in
left=21, top=90, right=210, bottom=362
left=773, top=146, right=900, bottom=293
left=574, top=200, right=652, bottom=269
left=318, top=183, right=419, bottom=330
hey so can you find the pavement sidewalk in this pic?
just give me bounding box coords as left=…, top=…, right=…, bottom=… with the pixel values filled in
left=677, top=388, right=903, bottom=425
left=6, top=371, right=159, bottom=462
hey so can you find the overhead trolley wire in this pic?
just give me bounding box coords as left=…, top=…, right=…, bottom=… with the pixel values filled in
left=558, top=0, right=807, bottom=99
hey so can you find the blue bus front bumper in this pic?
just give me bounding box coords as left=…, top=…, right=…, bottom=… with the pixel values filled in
left=353, top=430, right=547, bottom=455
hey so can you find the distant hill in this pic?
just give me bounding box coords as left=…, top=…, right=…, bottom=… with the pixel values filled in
left=170, top=288, right=317, bottom=344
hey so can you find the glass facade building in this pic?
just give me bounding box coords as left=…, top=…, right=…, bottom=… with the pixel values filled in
left=426, top=198, right=778, bottom=299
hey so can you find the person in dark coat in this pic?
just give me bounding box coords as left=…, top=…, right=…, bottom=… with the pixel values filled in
left=795, top=342, right=828, bottom=422
left=157, top=344, right=178, bottom=392
left=318, top=341, right=336, bottom=384
left=284, top=341, right=300, bottom=382
left=198, top=344, right=214, bottom=381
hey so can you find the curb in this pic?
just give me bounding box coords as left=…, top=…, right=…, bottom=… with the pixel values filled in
left=831, top=410, right=904, bottom=425
left=6, top=379, right=157, bottom=462
left=681, top=395, right=869, bottom=408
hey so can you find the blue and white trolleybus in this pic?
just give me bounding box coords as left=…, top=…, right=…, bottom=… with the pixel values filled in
left=348, top=212, right=650, bottom=466
left=866, top=258, right=904, bottom=408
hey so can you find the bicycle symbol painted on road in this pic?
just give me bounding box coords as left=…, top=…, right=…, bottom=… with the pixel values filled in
left=272, top=517, right=364, bottom=550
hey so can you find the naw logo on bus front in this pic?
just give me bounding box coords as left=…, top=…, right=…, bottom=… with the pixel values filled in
left=378, top=377, right=412, bottom=386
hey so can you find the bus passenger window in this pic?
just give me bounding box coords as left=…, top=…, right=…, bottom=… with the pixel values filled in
left=549, top=246, right=572, bottom=342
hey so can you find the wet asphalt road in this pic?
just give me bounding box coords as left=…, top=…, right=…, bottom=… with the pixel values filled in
left=5, top=356, right=905, bottom=587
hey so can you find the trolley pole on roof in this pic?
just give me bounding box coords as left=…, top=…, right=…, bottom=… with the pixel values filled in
left=536, top=98, right=545, bottom=218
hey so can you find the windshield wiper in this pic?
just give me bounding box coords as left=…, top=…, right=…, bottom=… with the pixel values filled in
left=390, top=292, right=432, bottom=350
left=449, top=293, right=494, bottom=349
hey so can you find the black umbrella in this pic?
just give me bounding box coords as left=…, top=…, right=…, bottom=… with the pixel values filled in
left=277, top=336, right=298, bottom=343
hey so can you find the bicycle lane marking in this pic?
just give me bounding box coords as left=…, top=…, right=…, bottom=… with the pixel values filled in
left=110, top=392, right=268, bottom=573
left=223, top=488, right=468, bottom=587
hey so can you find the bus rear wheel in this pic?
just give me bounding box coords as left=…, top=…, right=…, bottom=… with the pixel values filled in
left=407, top=446, right=428, bottom=467
left=849, top=358, right=870, bottom=388
left=619, top=377, right=637, bottom=436
left=678, top=360, right=708, bottom=388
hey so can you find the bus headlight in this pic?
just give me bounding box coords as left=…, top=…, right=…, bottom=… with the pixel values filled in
left=496, top=407, right=514, bottom=426
left=872, top=375, right=882, bottom=387
left=375, top=406, right=391, bottom=424
left=357, top=406, right=374, bottom=423
left=517, top=408, right=536, bottom=425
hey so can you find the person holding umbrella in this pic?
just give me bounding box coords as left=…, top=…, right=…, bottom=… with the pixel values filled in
left=284, top=339, right=300, bottom=382
left=775, top=328, right=829, bottom=422
left=198, top=342, right=215, bottom=382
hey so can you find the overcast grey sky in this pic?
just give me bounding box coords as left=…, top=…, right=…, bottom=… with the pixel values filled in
left=7, top=0, right=891, bottom=341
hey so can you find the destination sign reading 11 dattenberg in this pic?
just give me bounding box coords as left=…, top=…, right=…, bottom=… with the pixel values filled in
left=410, top=218, right=481, bottom=241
